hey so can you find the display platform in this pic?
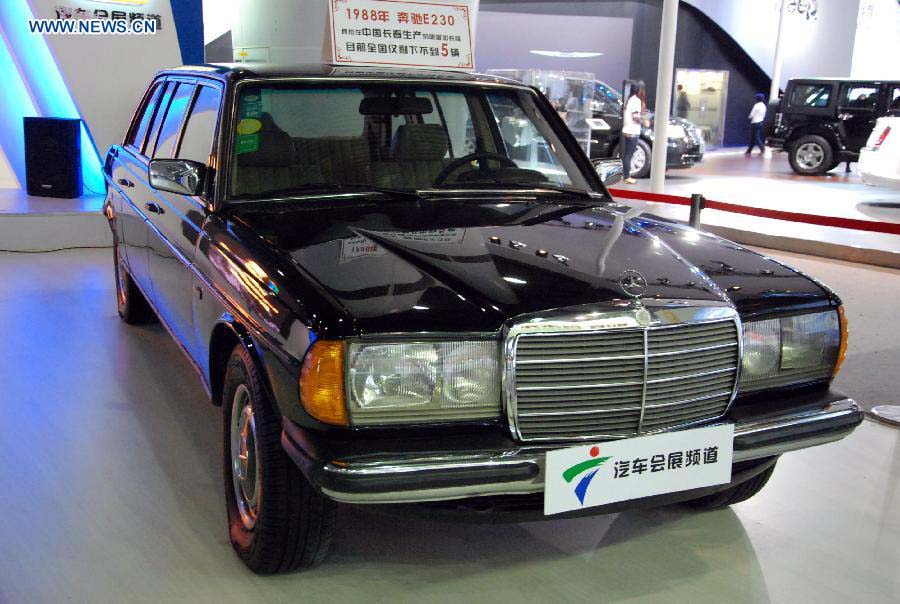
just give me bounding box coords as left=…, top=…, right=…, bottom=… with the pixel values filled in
left=0, top=189, right=110, bottom=252
left=617, top=150, right=900, bottom=269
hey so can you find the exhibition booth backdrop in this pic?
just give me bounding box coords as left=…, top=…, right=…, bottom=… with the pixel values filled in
left=0, top=0, right=203, bottom=193
left=2, top=0, right=898, bottom=193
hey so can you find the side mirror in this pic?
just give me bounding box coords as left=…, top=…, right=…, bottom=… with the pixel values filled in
left=594, top=158, right=624, bottom=187
left=149, top=159, right=206, bottom=196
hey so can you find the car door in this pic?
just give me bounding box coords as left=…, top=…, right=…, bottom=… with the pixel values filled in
left=142, top=79, right=201, bottom=354
left=838, top=82, right=880, bottom=152
left=112, top=79, right=173, bottom=299
left=146, top=79, right=224, bottom=360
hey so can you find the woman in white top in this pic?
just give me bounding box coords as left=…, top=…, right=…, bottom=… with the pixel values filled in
left=622, top=81, right=646, bottom=183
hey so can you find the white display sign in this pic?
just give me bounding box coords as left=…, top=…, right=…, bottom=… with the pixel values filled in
left=330, top=0, right=474, bottom=70
left=544, top=424, right=734, bottom=515
left=340, top=236, right=387, bottom=263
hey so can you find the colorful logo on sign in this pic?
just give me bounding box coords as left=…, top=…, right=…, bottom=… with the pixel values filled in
left=562, top=446, right=611, bottom=505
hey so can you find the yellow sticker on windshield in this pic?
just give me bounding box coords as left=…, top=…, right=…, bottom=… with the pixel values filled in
left=236, top=118, right=262, bottom=135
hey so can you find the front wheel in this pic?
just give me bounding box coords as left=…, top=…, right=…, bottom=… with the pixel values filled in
left=222, top=344, right=336, bottom=574
left=788, top=135, right=834, bottom=175
left=629, top=138, right=652, bottom=179
left=684, top=460, right=777, bottom=510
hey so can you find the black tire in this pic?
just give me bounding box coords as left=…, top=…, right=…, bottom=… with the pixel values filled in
left=630, top=138, right=652, bottom=179
left=222, top=344, right=336, bottom=574
left=684, top=461, right=777, bottom=511
left=114, top=244, right=155, bottom=324
left=788, top=135, right=834, bottom=175
left=825, top=157, right=842, bottom=173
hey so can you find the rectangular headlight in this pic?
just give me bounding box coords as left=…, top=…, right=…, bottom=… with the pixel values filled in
left=740, top=310, right=842, bottom=393
left=347, top=341, right=501, bottom=425
left=667, top=124, right=687, bottom=140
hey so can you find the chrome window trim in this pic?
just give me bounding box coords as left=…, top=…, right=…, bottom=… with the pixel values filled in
left=502, top=299, right=743, bottom=443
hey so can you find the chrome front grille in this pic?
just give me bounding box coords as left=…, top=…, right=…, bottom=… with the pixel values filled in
left=509, top=318, right=740, bottom=442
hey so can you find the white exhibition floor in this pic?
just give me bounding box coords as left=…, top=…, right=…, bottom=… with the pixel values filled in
left=620, top=151, right=900, bottom=267
left=0, top=249, right=897, bottom=603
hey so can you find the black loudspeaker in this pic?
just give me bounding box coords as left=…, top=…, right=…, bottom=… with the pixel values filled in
left=24, top=117, right=83, bottom=198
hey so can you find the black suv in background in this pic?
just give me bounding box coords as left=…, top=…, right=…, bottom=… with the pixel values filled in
left=588, top=81, right=705, bottom=178
left=768, top=78, right=900, bottom=175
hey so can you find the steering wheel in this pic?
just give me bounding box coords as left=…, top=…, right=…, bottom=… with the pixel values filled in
left=433, top=152, right=518, bottom=186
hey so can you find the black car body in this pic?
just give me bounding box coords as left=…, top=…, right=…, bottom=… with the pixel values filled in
left=588, top=81, right=705, bottom=178
left=104, top=64, right=861, bottom=574
left=768, top=77, right=900, bottom=175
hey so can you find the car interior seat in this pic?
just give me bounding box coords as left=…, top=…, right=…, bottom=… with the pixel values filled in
left=371, top=124, right=452, bottom=189
left=233, top=113, right=322, bottom=197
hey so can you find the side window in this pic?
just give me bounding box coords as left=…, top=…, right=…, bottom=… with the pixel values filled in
left=889, top=86, right=900, bottom=112
left=153, top=82, right=196, bottom=159
left=486, top=93, right=573, bottom=186
left=840, top=84, right=879, bottom=111
left=789, top=84, right=831, bottom=108
left=143, top=82, right=175, bottom=157
left=177, top=85, right=223, bottom=164
left=127, top=82, right=163, bottom=150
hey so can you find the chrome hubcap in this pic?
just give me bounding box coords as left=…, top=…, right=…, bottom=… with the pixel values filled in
left=796, top=142, right=825, bottom=169
left=230, top=384, right=261, bottom=530
left=631, top=146, right=646, bottom=173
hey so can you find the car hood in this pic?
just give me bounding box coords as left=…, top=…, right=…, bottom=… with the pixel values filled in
left=231, top=196, right=833, bottom=336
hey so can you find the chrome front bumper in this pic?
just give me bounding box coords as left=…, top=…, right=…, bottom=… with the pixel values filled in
left=283, top=399, right=863, bottom=505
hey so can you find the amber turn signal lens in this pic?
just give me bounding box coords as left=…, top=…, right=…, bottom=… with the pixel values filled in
left=299, top=341, right=348, bottom=426
left=834, top=306, right=848, bottom=378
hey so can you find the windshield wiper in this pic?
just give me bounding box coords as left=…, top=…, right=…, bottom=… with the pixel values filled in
left=230, top=183, right=427, bottom=202
left=431, top=181, right=603, bottom=200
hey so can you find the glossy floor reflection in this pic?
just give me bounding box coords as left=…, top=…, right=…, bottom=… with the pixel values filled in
left=0, top=249, right=897, bottom=603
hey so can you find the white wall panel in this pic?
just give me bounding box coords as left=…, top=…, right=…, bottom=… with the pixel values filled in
left=29, top=0, right=183, bottom=159
left=852, top=0, right=900, bottom=80
left=0, top=147, right=19, bottom=189
left=686, top=0, right=861, bottom=89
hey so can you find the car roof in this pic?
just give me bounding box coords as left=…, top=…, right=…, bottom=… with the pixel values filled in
left=788, top=77, right=899, bottom=84
left=159, top=63, right=531, bottom=88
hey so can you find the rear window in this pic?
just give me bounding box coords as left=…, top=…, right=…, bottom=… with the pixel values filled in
left=789, top=84, right=831, bottom=108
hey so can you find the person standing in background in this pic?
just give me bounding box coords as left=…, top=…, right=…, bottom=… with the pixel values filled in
left=745, top=92, right=767, bottom=155
left=675, top=84, right=690, bottom=119
left=622, top=80, right=646, bottom=184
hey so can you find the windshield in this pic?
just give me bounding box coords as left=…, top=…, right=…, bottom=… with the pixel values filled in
left=593, top=81, right=623, bottom=114
left=228, top=82, right=597, bottom=200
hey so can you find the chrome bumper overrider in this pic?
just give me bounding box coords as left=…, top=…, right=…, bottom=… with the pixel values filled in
left=284, top=399, right=863, bottom=504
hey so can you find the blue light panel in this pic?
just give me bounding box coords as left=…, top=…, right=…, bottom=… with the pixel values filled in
left=0, top=1, right=104, bottom=193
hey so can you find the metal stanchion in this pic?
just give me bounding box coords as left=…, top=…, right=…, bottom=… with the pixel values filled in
left=689, top=193, right=705, bottom=229
left=871, top=405, right=900, bottom=427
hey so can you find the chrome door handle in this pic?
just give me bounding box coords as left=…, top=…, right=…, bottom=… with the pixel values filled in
left=144, top=202, right=164, bottom=215
left=117, top=178, right=134, bottom=188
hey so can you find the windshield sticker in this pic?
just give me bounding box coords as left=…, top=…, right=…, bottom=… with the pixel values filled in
left=237, top=118, right=262, bottom=135
left=236, top=92, right=263, bottom=155
left=340, top=236, right=387, bottom=263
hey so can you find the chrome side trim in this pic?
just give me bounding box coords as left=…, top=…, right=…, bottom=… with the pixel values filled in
left=305, top=399, right=862, bottom=504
